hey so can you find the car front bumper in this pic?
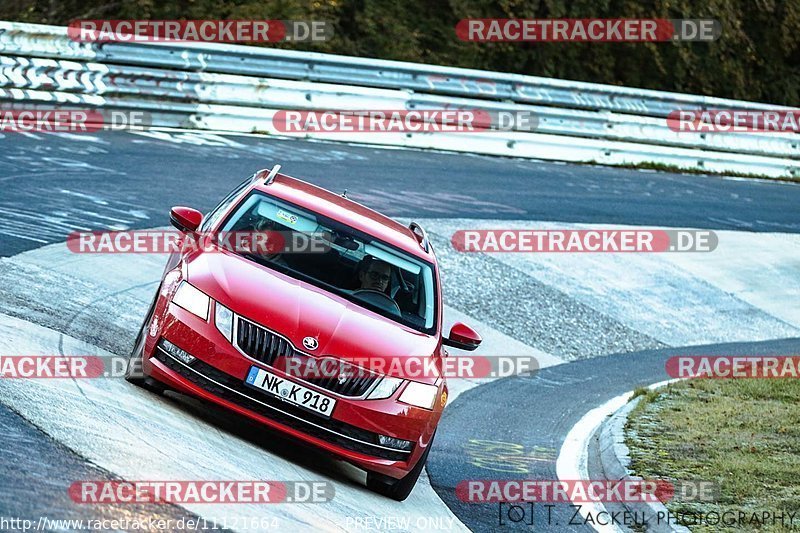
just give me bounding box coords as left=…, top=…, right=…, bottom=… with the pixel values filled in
left=142, top=302, right=441, bottom=479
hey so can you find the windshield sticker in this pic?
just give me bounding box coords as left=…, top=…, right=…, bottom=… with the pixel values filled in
left=276, top=209, right=298, bottom=225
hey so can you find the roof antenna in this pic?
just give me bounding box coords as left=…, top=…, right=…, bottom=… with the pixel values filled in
left=265, top=164, right=281, bottom=184
left=341, top=189, right=348, bottom=198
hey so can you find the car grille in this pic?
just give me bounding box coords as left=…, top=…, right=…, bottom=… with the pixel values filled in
left=236, top=317, right=295, bottom=366
left=153, top=347, right=411, bottom=461
left=235, top=317, right=379, bottom=398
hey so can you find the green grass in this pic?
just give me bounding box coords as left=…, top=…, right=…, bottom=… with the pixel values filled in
left=630, top=386, right=659, bottom=403
left=625, top=379, right=800, bottom=532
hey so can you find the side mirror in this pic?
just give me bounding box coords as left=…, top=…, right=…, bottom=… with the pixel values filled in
left=170, top=206, right=203, bottom=233
left=443, top=322, right=482, bottom=351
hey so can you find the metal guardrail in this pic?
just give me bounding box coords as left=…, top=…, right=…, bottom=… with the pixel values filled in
left=1, top=21, right=798, bottom=178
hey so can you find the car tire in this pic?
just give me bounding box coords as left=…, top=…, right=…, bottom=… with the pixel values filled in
left=125, top=289, right=167, bottom=395
left=366, top=432, right=434, bottom=501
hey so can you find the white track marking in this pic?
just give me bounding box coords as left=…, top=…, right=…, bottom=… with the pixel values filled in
left=662, top=232, right=800, bottom=328
left=0, top=227, right=559, bottom=532
left=442, top=306, right=562, bottom=403
left=0, top=312, right=468, bottom=532
left=417, top=218, right=800, bottom=347
left=555, top=380, right=678, bottom=533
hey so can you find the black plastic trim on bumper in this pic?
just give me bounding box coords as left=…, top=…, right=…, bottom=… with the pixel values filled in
left=153, top=347, right=412, bottom=462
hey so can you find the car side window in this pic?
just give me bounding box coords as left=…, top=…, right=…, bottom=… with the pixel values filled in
left=199, top=177, right=251, bottom=232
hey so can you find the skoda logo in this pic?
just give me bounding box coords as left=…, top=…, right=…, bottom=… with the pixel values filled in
left=302, top=336, right=319, bottom=351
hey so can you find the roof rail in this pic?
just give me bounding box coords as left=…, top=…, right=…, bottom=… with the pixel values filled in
left=265, top=164, right=282, bottom=184
left=408, top=222, right=430, bottom=253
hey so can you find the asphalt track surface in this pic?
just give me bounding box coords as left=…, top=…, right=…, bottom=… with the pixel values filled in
left=430, top=337, right=800, bottom=532
left=1, top=129, right=800, bottom=532
left=2, top=129, right=800, bottom=258
left=0, top=402, right=206, bottom=527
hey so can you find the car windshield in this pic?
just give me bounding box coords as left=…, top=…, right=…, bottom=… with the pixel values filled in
left=218, top=191, right=437, bottom=333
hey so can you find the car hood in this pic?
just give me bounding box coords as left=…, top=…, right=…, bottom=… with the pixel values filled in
left=186, top=252, right=439, bottom=368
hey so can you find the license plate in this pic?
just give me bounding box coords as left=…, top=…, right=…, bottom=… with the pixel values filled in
left=245, top=366, right=337, bottom=418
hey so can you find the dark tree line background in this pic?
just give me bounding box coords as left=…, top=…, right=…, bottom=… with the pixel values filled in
left=3, top=0, right=798, bottom=105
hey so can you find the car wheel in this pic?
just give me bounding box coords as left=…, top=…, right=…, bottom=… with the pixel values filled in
left=125, top=290, right=167, bottom=395
left=366, top=432, right=434, bottom=501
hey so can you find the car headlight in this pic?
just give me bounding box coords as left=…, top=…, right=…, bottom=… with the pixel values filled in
left=399, top=381, right=438, bottom=410
left=172, top=281, right=210, bottom=320
left=215, top=302, right=234, bottom=342
left=367, top=376, right=403, bottom=400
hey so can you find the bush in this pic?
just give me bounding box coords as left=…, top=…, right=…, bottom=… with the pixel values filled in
left=3, top=0, right=798, bottom=105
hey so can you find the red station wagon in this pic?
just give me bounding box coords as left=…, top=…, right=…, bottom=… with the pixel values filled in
left=126, top=165, right=482, bottom=500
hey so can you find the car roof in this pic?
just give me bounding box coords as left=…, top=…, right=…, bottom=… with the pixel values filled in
left=253, top=174, right=433, bottom=262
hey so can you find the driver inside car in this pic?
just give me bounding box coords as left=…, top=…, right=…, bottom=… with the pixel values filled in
left=357, top=256, right=392, bottom=292
left=251, top=216, right=289, bottom=267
